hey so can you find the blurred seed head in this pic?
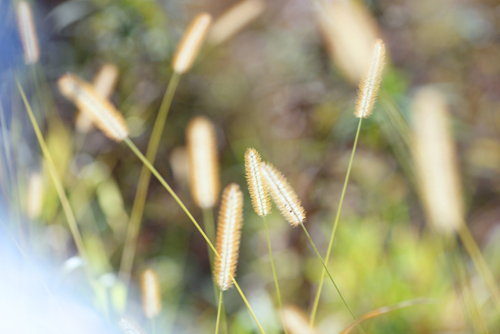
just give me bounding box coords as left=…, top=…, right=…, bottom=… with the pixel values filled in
left=58, top=73, right=129, bottom=142
left=119, top=318, right=146, bottom=334
left=187, top=116, right=220, bottom=209
left=260, top=162, right=305, bottom=226
left=316, top=0, right=380, bottom=83
left=208, top=0, right=265, bottom=45
left=141, top=268, right=161, bottom=319
left=16, top=1, right=39, bottom=64
left=169, top=146, right=190, bottom=187
left=27, top=171, right=44, bottom=219
left=75, top=63, right=120, bottom=134
left=172, top=13, right=212, bottom=74
left=283, top=305, right=319, bottom=334
left=214, top=183, right=243, bottom=291
left=355, top=39, right=385, bottom=118
left=412, top=87, right=463, bottom=234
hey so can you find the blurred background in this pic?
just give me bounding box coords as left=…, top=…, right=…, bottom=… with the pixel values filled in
left=2, top=0, right=500, bottom=333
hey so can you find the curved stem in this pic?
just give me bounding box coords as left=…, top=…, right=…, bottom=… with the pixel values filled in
left=263, top=216, right=288, bottom=334
left=119, top=72, right=180, bottom=290
left=310, top=117, right=363, bottom=325
left=123, top=138, right=266, bottom=334
left=16, top=77, right=89, bottom=268
left=299, top=223, right=365, bottom=334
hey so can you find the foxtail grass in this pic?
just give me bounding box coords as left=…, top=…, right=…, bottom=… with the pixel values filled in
left=118, top=71, right=180, bottom=294
left=260, top=161, right=364, bottom=334
left=53, top=81, right=266, bottom=332
left=214, top=184, right=243, bottom=333
left=208, top=0, right=265, bottom=45
left=245, top=148, right=287, bottom=334
left=75, top=63, right=119, bottom=134
left=16, top=1, right=39, bottom=64
left=120, top=13, right=212, bottom=295
left=172, top=13, right=212, bottom=74
left=17, top=77, right=88, bottom=264
left=412, top=87, right=500, bottom=316
left=310, top=39, right=386, bottom=326
left=282, top=305, right=319, bottom=334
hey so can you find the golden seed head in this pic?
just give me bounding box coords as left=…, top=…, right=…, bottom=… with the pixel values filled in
left=208, top=0, right=265, bottom=45
left=141, top=268, right=161, bottom=319
left=244, top=148, right=270, bottom=217
left=172, top=13, right=212, bottom=74
left=354, top=39, right=385, bottom=118
left=27, top=172, right=44, bottom=219
left=283, top=305, right=319, bottom=334
left=214, top=183, right=243, bottom=291
left=16, top=1, right=39, bottom=64
left=260, top=162, right=305, bottom=226
left=187, top=116, right=220, bottom=208
left=119, top=318, right=146, bottom=334
left=76, top=63, right=120, bottom=134
left=412, top=87, right=463, bottom=234
left=58, top=73, right=129, bottom=142
left=316, top=0, right=379, bottom=83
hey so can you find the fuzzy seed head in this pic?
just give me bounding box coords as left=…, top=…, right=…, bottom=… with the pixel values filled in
left=58, top=73, right=129, bottom=142
left=16, top=1, right=39, bottom=64
left=172, top=13, right=212, bottom=74
left=214, top=184, right=243, bottom=291
left=244, top=148, right=270, bottom=217
left=76, top=63, right=120, bottom=134
left=187, top=116, right=220, bottom=208
left=27, top=172, right=44, bottom=219
left=412, top=87, right=463, bottom=234
left=283, top=306, right=319, bottom=334
left=141, top=269, right=161, bottom=319
left=260, top=162, right=305, bottom=226
left=208, top=0, right=265, bottom=45
left=355, top=39, right=385, bottom=118
left=119, top=318, right=145, bottom=334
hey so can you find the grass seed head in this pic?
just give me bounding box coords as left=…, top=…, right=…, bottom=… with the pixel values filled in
left=260, top=162, right=305, bottom=226
left=283, top=305, right=319, bottom=334
left=75, top=63, right=120, bottom=134
left=355, top=39, right=385, bottom=118
left=27, top=172, right=44, bottom=219
left=141, top=268, right=161, bottom=319
left=16, top=1, right=39, bottom=64
left=58, top=73, right=129, bottom=142
left=208, top=0, right=265, bottom=45
left=214, top=183, right=243, bottom=291
left=244, top=148, right=270, bottom=217
left=187, top=116, right=220, bottom=208
left=172, top=13, right=212, bottom=74
left=412, top=87, right=463, bottom=234
left=119, top=318, right=145, bottom=334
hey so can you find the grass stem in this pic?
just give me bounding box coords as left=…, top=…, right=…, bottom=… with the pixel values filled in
left=123, top=137, right=266, bottom=334
left=458, top=225, right=500, bottom=316
left=119, top=72, right=180, bottom=290
left=263, top=216, right=288, bottom=334
left=16, top=76, right=90, bottom=270
left=310, top=117, right=363, bottom=325
left=215, top=290, right=224, bottom=334
left=299, top=223, right=365, bottom=334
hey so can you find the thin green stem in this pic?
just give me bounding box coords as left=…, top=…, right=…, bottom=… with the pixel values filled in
left=263, top=216, right=288, bottom=334
left=16, top=77, right=90, bottom=268
left=310, top=117, right=363, bottom=325
left=215, top=290, right=224, bottom=334
left=458, top=225, right=500, bottom=316
left=204, top=207, right=221, bottom=307
left=123, top=137, right=266, bottom=334
left=299, top=223, right=365, bottom=334
left=119, top=72, right=181, bottom=290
